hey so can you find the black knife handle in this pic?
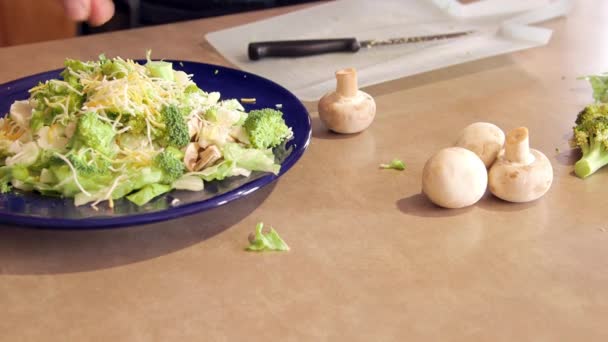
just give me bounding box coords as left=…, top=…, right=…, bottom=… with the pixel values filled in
left=248, top=38, right=360, bottom=60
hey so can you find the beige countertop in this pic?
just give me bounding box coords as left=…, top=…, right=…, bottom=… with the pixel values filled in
left=1, top=2, right=607, bottom=341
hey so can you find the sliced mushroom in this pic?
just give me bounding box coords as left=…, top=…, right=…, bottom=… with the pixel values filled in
left=184, top=142, right=200, bottom=172
left=187, top=115, right=202, bottom=140
left=194, top=145, right=222, bottom=171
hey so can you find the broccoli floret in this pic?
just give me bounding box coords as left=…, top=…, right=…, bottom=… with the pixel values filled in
left=154, top=147, right=184, bottom=183
left=29, top=80, right=84, bottom=131
left=572, top=104, right=608, bottom=178
left=71, top=112, right=116, bottom=156
left=101, top=60, right=129, bottom=79
left=575, top=103, right=608, bottom=125
left=67, top=150, right=110, bottom=176
left=160, top=105, right=189, bottom=148
left=126, top=117, right=147, bottom=135
left=61, top=59, right=94, bottom=89
left=243, top=108, right=291, bottom=149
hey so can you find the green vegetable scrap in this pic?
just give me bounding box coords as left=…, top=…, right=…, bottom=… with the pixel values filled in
left=380, top=159, right=406, bottom=171
left=246, top=222, right=289, bottom=252
left=579, top=73, right=608, bottom=103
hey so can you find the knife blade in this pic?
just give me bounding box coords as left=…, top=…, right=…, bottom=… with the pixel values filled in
left=248, top=30, right=474, bottom=61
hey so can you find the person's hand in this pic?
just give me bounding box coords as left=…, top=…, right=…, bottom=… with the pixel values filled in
left=59, top=0, right=115, bottom=26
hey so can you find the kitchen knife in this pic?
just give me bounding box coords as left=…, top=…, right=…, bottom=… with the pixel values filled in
left=248, top=30, right=474, bottom=61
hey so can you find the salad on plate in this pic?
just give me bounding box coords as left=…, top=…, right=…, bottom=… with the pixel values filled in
left=0, top=52, right=293, bottom=208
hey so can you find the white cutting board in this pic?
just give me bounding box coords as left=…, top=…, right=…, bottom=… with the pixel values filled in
left=206, top=0, right=571, bottom=101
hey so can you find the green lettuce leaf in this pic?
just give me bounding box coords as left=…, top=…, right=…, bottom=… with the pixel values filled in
left=172, top=175, right=204, bottom=191
left=146, top=54, right=174, bottom=82
left=222, top=143, right=280, bottom=174
left=126, top=183, right=172, bottom=206
left=111, top=167, right=163, bottom=199
left=4, top=142, right=39, bottom=167
left=198, top=160, right=236, bottom=182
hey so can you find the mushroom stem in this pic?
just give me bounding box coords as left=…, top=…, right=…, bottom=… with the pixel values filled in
left=335, top=68, right=358, bottom=97
left=505, top=127, right=532, bottom=164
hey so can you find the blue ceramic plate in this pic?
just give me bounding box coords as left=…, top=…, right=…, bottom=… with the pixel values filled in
left=0, top=61, right=311, bottom=229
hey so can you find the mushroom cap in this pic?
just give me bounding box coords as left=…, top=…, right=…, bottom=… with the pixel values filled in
left=455, top=122, right=505, bottom=168
left=422, top=147, right=488, bottom=209
left=318, top=90, right=376, bottom=134
left=488, top=148, right=553, bottom=203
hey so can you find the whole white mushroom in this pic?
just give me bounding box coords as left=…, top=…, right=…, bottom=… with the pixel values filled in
left=488, top=127, right=553, bottom=203
left=455, top=122, right=505, bottom=168
left=318, top=68, right=376, bottom=134
left=422, top=147, right=488, bottom=209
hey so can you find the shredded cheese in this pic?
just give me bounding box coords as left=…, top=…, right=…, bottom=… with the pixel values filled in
left=240, top=98, right=256, bottom=104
